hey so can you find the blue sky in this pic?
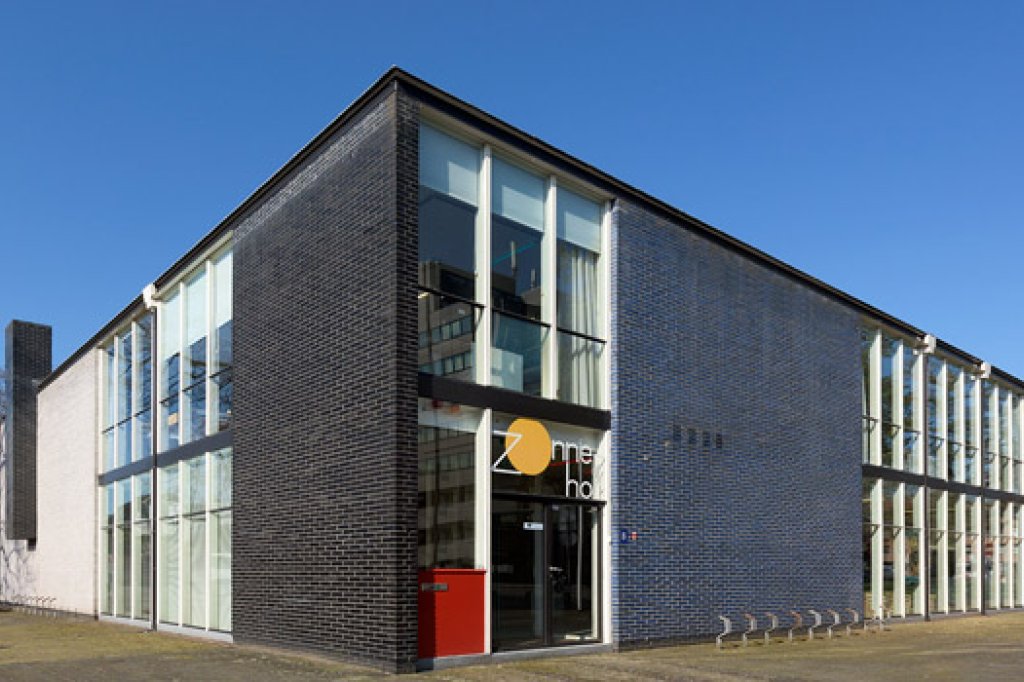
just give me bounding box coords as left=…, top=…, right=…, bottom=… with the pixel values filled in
left=2, top=2, right=1022, bottom=375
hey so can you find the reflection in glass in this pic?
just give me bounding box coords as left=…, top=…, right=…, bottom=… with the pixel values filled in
left=419, top=124, right=478, bottom=300
left=492, top=158, right=544, bottom=320
left=417, top=292, right=479, bottom=381
left=492, top=313, right=545, bottom=396
left=418, top=423, right=475, bottom=569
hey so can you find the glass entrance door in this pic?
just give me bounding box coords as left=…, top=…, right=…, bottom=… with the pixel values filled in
left=491, top=498, right=600, bottom=651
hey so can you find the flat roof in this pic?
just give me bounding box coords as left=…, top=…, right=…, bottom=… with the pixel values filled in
left=38, top=67, right=1023, bottom=392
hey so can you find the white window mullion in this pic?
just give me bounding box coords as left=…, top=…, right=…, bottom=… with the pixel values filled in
left=542, top=176, right=557, bottom=399
left=476, top=409, right=492, bottom=653
left=476, top=145, right=492, bottom=387
left=601, top=201, right=612, bottom=411
left=205, top=260, right=215, bottom=437
left=869, top=330, right=882, bottom=467
left=204, top=452, right=211, bottom=630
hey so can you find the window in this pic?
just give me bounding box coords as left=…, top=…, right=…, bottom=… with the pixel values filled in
left=157, top=246, right=232, bottom=452
left=418, top=400, right=480, bottom=570
left=100, top=314, right=154, bottom=473
left=157, top=448, right=233, bottom=631
left=417, top=123, right=606, bottom=407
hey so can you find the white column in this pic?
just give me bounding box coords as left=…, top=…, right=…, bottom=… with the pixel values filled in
left=542, top=177, right=558, bottom=399
left=475, top=146, right=492, bottom=387
left=869, top=330, right=882, bottom=466
left=476, top=409, right=492, bottom=653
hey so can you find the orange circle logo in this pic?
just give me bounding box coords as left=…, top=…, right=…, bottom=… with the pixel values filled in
left=507, top=418, right=552, bottom=476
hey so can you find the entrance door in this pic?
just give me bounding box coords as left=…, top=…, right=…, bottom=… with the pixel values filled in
left=491, top=499, right=600, bottom=651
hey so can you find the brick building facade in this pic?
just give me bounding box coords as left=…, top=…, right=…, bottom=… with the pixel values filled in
left=3, top=68, right=1023, bottom=673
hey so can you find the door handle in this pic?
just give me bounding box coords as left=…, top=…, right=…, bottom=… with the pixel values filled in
left=548, top=566, right=563, bottom=573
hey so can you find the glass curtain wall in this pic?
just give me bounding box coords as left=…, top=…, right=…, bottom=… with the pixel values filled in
left=861, top=324, right=1024, bottom=616
left=101, top=313, right=155, bottom=472
left=158, top=246, right=233, bottom=452
left=100, top=245, right=232, bottom=632
left=418, top=122, right=606, bottom=408
left=157, top=448, right=232, bottom=632
left=98, top=474, right=152, bottom=621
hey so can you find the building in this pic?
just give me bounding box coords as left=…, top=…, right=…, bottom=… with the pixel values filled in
left=2, top=67, right=1023, bottom=673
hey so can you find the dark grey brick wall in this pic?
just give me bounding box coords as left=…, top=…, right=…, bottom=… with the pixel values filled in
left=232, top=86, right=420, bottom=672
left=610, top=201, right=863, bottom=645
left=4, top=320, right=52, bottom=541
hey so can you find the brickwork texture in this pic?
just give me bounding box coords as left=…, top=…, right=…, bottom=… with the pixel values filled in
left=232, top=85, right=420, bottom=672
left=4, top=321, right=52, bottom=541
left=610, top=201, right=863, bottom=645
left=33, top=348, right=98, bottom=612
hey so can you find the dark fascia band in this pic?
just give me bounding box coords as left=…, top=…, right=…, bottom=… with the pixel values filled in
left=418, top=373, right=611, bottom=431
left=98, top=430, right=233, bottom=486
left=862, top=463, right=1024, bottom=504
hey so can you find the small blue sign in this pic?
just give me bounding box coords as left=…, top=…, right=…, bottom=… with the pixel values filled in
left=619, top=529, right=630, bottom=544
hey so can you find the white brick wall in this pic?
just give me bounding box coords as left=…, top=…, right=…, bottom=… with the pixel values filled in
left=27, top=349, right=98, bottom=613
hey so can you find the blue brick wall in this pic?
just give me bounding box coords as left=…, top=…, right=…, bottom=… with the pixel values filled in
left=610, top=201, right=863, bottom=644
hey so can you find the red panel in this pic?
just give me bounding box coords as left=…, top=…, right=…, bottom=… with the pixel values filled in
left=418, top=568, right=486, bottom=658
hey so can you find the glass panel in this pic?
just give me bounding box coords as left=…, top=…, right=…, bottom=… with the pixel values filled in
left=419, top=125, right=478, bottom=300
left=213, top=371, right=232, bottom=432
left=985, top=499, right=997, bottom=609
left=949, top=530, right=962, bottom=611
left=881, top=336, right=897, bottom=468
left=209, top=510, right=231, bottom=631
left=927, top=358, right=941, bottom=477
left=160, top=288, right=181, bottom=454
left=185, top=270, right=207, bottom=383
left=117, top=420, right=132, bottom=468
left=549, top=504, right=599, bottom=644
left=557, top=332, right=603, bottom=408
left=134, top=520, right=151, bottom=620
left=138, top=315, right=153, bottom=414
left=419, top=124, right=479, bottom=206
left=134, top=472, right=151, bottom=521
left=492, top=216, right=543, bottom=321
left=117, top=330, right=132, bottom=422
left=103, top=428, right=115, bottom=472
left=491, top=499, right=545, bottom=652
left=966, top=378, right=976, bottom=439
left=213, top=250, right=232, bottom=373
left=492, top=157, right=545, bottom=232
left=418, top=401, right=479, bottom=569
left=903, top=347, right=918, bottom=472
left=905, top=528, right=922, bottom=615
left=158, top=464, right=180, bottom=624
left=1001, top=537, right=1012, bottom=607
left=185, top=382, right=206, bottom=442
left=948, top=366, right=960, bottom=480
left=417, top=292, right=479, bottom=381
left=210, top=449, right=232, bottom=510
left=102, top=523, right=114, bottom=615
left=184, top=456, right=205, bottom=515
left=211, top=250, right=233, bottom=434
left=182, top=513, right=206, bottom=628
left=101, top=484, right=114, bottom=615
left=492, top=313, right=545, bottom=396
left=104, top=344, right=116, bottom=429
left=966, top=532, right=979, bottom=610
left=159, top=517, right=179, bottom=623
left=137, top=408, right=152, bottom=460
left=557, top=240, right=601, bottom=338
left=116, top=479, right=131, bottom=618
